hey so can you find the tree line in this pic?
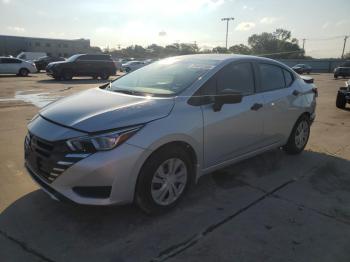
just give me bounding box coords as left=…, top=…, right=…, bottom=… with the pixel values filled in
left=103, top=29, right=310, bottom=59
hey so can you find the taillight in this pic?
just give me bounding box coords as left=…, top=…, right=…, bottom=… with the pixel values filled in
left=312, top=87, right=318, bottom=97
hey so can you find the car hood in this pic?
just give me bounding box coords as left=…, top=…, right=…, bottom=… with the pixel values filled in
left=39, top=88, right=175, bottom=133
left=47, top=61, right=66, bottom=67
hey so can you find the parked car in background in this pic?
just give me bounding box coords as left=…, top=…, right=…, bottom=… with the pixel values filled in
left=292, top=64, right=312, bottom=74
left=334, top=67, right=350, bottom=78
left=143, top=59, right=155, bottom=64
left=46, top=54, right=116, bottom=80
left=34, top=56, right=65, bottom=71
left=112, top=59, right=122, bottom=71
left=0, top=57, right=37, bottom=76
left=336, top=80, right=350, bottom=109
left=121, top=60, right=145, bottom=73
left=17, top=52, right=47, bottom=62
left=24, top=54, right=317, bottom=213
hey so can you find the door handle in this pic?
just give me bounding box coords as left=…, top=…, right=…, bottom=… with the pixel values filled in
left=251, top=103, right=263, bottom=111
left=292, top=90, right=300, bottom=96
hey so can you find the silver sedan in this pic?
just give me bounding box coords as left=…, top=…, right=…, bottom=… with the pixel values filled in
left=24, top=54, right=317, bottom=213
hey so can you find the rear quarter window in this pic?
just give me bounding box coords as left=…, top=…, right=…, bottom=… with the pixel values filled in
left=283, top=69, right=294, bottom=87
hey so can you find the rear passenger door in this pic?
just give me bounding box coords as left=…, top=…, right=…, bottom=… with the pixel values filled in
left=256, top=63, right=301, bottom=145
left=75, top=55, right=92, bottom=75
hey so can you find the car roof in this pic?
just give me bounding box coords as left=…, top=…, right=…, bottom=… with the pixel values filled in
left=162, top=54, right=291, bottom=70
left=167, top=54, right=284, bottom=64
left=78, top=53, right=110, bottom=56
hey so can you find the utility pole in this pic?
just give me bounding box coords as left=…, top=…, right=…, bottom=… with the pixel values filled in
left=341, top=35, right=348, bottom=59
left=221, top=17, right=234, bottom=49
left=302, top=38, right=306, bottom=50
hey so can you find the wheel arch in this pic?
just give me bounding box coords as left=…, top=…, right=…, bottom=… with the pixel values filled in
left=133, top=139, right=200, bottom=202
left=18, top=67, right=29, bottom=74
left=285, top=111, right=311, bottom=143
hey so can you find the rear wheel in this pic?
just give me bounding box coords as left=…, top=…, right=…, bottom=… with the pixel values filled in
left=283, top=115, right=310, bottom=154
left=100, top=71, right=109, bottom=80
left=336, top=92, right=347, bottom=109
left=18, top=68, right=29, bottom=77
left=135, top=146, right=192, bottom=214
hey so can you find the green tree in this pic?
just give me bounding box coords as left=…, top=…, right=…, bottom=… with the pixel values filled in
left=248, top=29, right=304, bottom=58
left=212, top=46, right=228, bottom=53
left=228, top=44, right=251, bottom=54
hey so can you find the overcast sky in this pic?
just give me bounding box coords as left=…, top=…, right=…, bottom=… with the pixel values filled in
left=1, top=0, right=349, bottom=58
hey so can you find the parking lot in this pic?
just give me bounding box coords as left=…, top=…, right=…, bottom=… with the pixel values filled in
left=0, top=73, right=349, bottom=262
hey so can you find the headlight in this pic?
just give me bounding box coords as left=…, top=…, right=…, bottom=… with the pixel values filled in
left=66, top=125, right=143, bottom=152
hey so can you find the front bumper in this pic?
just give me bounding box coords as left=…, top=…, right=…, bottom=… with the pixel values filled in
left=25, top=133, right=148, bottom=206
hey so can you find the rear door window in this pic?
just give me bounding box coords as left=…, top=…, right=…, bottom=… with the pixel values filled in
left=1, top=58, right=21, bottom=64
left=258, top=63, right=285, bottom=92
left=217, top=62, right=255, bottom=95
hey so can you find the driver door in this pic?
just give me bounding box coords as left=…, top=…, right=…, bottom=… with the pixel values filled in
left=201, top=62, right=265, bottom=168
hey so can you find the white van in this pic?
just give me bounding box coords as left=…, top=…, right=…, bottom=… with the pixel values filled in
left=17, top=52, right=47, bottom=62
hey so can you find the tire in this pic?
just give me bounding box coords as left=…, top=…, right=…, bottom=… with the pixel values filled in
left=100, top=72, right=109, bottom=80
left=334, top=75, right=338, bottom=79
left=336, top=92, right=347, bottom=109
left=19, top=68, right=29, bottom=77
left=135, top=146, right=193, bottom=214
left=61, top=70, right=73, bottom=81
left=125, top=67, right=131, bottom=73
left=283, top=115, right=310, bottom=155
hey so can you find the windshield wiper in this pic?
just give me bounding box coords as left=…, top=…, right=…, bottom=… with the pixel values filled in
left=112, top=89, right=152, bottom=96
left=113, top=89, right=135, bottom=95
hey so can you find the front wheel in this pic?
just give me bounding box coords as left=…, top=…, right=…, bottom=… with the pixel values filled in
left=135, top=146, right=192, bottom=214
left=283, top=115, right=310, bottom=155
left=61, top=70, right=73, bottom=81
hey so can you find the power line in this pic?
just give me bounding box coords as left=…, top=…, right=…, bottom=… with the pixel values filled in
left=221, top=17, right=234, bottom=49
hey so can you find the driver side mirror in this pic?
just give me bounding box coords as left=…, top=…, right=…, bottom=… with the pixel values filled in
left=213, top=89, right=243, bottom=112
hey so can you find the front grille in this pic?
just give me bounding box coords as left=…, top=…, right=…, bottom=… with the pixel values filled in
left=24, top=133, right=89, bottom=183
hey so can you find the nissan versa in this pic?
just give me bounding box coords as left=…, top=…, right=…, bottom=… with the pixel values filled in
left=24, top=54, right=317, bottom=213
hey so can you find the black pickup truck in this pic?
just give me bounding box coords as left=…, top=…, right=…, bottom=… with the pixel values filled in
left=336, top=80, right=350, bottom=109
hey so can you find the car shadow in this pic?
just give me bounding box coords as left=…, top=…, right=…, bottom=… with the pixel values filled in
left=1, top=150, right=349, bottom=261
left=333, top=77, right=350, bottom=81
left=0, top=75, right=35, bottom=78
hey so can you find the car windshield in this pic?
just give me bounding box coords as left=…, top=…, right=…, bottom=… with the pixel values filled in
left=66, top=54, right=81, bottom=62
left=108, top=57, right=219, bottom=96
